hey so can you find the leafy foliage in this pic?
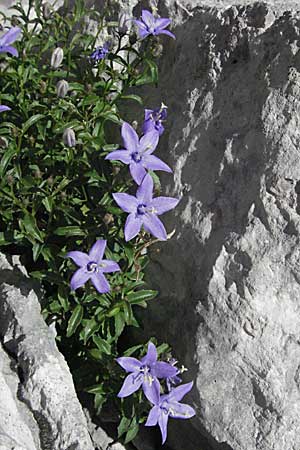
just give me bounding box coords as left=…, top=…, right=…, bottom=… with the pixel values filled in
left=0, top=0, right=188, bottom=445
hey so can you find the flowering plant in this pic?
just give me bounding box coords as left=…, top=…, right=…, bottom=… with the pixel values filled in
left=0, top=0, right=195, bottom=445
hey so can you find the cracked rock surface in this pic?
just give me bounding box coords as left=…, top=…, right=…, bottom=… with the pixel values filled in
left=0, top=253, right=94, bottom=450
left=135, top=1, right=300, bottom=450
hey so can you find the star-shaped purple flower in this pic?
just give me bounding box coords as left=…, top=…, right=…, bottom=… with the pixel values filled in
left=117, top=342, right=177, bottom=403
left=145, top=382, right=196, bottom=444
left=134, top=10, right=175, bottom=39
left=105, top=122, right=172, bottom=185
left=0, top=27, right=21, bottom=57
left=142, top=104, right=168, bottom=136
left=67, top=240, right=120, bottom=294
left=112, top=173, right=179, bottom=241
left=0, top=105, right=11, bottom=113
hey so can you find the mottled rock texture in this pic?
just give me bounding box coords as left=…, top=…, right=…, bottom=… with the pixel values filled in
left=134, top=2, right=300, bottom=450
left=0, top=253, right=94, bottom=450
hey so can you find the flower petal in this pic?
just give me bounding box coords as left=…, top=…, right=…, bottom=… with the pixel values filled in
left=129, top=162, right=147, bottom=185
left=124, top=213, right=142, bottom=241
left=91, top=272, right=110, bottom=293
left=145, top=406, right=160, bottom=426
left=142, top=214, right=167, bottom=240
left=122, top=122, right=139, bottom=152
left=156, top=29, right=176, bottom=39
left=100, top=259, right=120, bottom=273
left=139, top=130, right=159, bottom=155
left=143, top=376, right=161, bottom=404
left=67, top=251, right=89, bottom=267
left=144, top=109, right=154, bottom=120
left=1, top=45, right=18, bottom=57
left=134, top=19, right=148, bottom=31
left=154, top=18, right=171, bottom=30
left=158, top=409, right=169, bottom=444
left=113, top=193, right=138, bottom=213
left=142, top=120, right=155, bottom=135
left=143, top=154, right=172, bottom=172
left=136, top=173, right=153, bottom=204
left=167, top=400, right=196, bottom=419
left=89, top=240, right=106, bottom=263
left=150, top=196, right=179, bottom=215
left=70, top=268, right=90, bottom=291
left=0, top=105, right=11, bottom=113
left=141, top=10, right=155, bottom=28
left=105, top=149, right=131, bottom=164
left=167, top=381, right=194, bottom=402
left=142, top=342, right=157, bottom=365
left=116, top=356, right=142, bottom=372
left=117, top=373, right=143, bottom=397
left=152, top=361, right=178, bottom=379
left=0, top=27, right=21, bottom=45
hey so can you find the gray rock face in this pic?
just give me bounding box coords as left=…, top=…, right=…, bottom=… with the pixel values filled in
left=136, top=2, right=300, bottom=450
left=0, top=253, right=94, bottom=450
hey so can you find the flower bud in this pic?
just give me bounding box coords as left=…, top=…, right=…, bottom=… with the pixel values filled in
left=39, top=80, right=47, bottom=93
left=118, top=13, right=129, bottom=36
left=56, top=79, right=69, bottom=98
left=63, top=128, right=76, bottom=147
left=129, top=33, right=137, bottom=46
left=0, top=136, right=8, bottom=148
left=51, top=47, right=64, bottom=69
left=42, top=2, right=52, bottom=19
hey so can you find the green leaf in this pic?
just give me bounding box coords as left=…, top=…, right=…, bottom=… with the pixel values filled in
left=121, top=94, right=143, bottom=105
left=22, top=114, right=45, bottom=134
left=85, top=383, right=105, bottom=395
left=127, top=290, right=158, bottom=305
left=0, top=145, right=17, bottom=177
left=82, top=318, right=100, bottom=344
left=114, top=313, right=125, bottom=338
left=66, top=305, right=84, bottom=337
left=123, top=344, right=143, bottom=357
left=54, top=226, right=85, bottom=236
left=93, top=335, right=111, bottom=355
left=124, top=420, right=139, bottom=444
left=117, top=416, right=131, bottom=438
left=22, top=214, right=44, bottom=243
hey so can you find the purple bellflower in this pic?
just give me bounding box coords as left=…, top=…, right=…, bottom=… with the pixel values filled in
left=112, top=173, right=179, bottom=241
left=105, top=122, right=172, bottom=185
left=117, top=342, right=177, bottom=403
left=90, top=42, right=110, bottom=62
left=142, top=103, right=168, bottom=136
left=0, top=27, right=21, bottom=57
left=0, top=105, right=11, bottom=113
left=146, top=381, right=196, bottom=444
left=67, top=240, right=120, bottom=294
left=134, top=10, right=175, bottom=40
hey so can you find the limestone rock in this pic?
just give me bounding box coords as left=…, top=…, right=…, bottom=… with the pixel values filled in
left=0, top=253, right=94, bottom=450
left=135, top=2, right=300, bottom=450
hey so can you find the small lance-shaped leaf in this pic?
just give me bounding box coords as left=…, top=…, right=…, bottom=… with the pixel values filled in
left=124, top=420, right=139, bottom=444
left=93, top=335, right=111, bottom=355
left=22, top=114, right=45, bottom=134
left=127, top=290, right=158, bottom=305
left=66, top=304, right=84, bottom=337
left=22, top=214, right=44, bottom=243
left=118, top=416, right=131, bottom=438
left=82, top=318, right=100, bottom=344
left=53, top=226, right=85, bottom=236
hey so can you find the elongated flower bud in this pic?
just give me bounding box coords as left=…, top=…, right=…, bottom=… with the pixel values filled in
left=51, top=47, right=64, bottom=69
left=42, top=2, right=51, bottom=19
left=56, top=79, right=69, bottom=98
left=63, top=128, right=76, bottom=147
left=118, top=13, right=129, bottom=36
